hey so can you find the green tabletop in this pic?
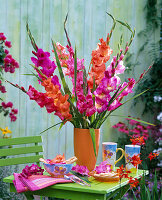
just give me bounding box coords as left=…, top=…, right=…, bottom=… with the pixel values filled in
left=3, top=169, right=149, bottom=200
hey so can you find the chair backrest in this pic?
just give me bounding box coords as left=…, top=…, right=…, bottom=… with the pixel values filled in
left=0, top=136, right=43, bottom=167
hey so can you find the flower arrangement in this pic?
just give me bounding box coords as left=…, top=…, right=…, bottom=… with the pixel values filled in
left=0, top=33, right=19, bottom=122
left=8, top=14, right=154, bottom=157
left=12, top=16, right=152, bottom=124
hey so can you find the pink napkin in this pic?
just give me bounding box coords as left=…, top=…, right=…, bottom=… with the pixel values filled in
left=13, top=173, right=72, bottom=193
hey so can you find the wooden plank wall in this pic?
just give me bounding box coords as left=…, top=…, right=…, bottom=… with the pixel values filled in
left=0, top=0, right=159, bottom=163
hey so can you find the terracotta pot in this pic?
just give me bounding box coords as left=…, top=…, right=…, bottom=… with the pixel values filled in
left=74, top=128, right=100, bottom=171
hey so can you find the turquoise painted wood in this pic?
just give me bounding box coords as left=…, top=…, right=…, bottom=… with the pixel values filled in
left=0, top=0, right=160, bottom=163
left=0, top=136, right=43, bottom=166
left=3, top=169, right=149, bottom=200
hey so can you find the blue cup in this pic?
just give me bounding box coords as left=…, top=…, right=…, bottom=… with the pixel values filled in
left=125, top=145, right=141, bottom=174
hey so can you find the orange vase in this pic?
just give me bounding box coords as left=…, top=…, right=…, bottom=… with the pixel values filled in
left=74, top=128, right=100, bottom=171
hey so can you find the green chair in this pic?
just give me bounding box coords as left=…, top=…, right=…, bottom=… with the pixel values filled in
left=0, top=136, right=44, bottom=199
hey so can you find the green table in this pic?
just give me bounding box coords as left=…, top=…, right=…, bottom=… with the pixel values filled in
left=3, top=169, right=148, bottom=200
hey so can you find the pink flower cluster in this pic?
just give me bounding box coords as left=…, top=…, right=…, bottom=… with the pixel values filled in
left=54, top=43, right=96, bottom=117
left=0, top=33, right=19, bottom=73
left=0, top=80, right=6, bottom=93
left=3, top=53, right=19, bottom=73
left=112, top=117, right=149, bottom=141
left=27, top=85, right=57, bottom=113
left=93, top=161, right=112, bottom=174
left=72, top=164, right=89, bottom=176
left=94, top=54, right=135, bottom=113
left=31, top=48, right=56, bottom=78
left=1, top=101, right=18, bottom=122
left=20, top=164, right=44, bottom=178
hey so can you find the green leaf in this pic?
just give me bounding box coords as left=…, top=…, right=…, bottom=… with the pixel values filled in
left=58, top=121, right=64, bottom=132
left=26, top=23, right=38, bottom=52
left=122, top=89, right=149, bottom=106
left=145, top=186, right=151, bottom=200
left=22, top=72, right=42, bottom=82
left=40, top=121, right=65, bottom=134
left=83, top=68, right=87, bottom=96
left=132, top=189, right=138, bottom=200
left=110, top=115, right=156, bottom=126
left=90, top=128, right=96, bottom=157
left=29, top=64, right=47, bottom=79
left=51, top=40, right=71, bottom=95
left=116, top=19, right=134, bottom=34
left=106, top=188, right=120, bottom=199
left=114, top=184, right=130, bottom=200
left=74, top=46, right=77, bottom=101
left=152, top=170, right=158, bottom=200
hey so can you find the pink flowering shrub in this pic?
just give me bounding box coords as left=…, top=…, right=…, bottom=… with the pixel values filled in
left=112, top=117, right=150, bottom=141
left=0, top=33, right=19, bottom=122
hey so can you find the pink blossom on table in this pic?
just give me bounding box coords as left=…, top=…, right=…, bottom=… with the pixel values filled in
left=20, top=164, right=44, bottom=178
left=94, top=161, right=112, bottom=174
left=72, top=164, right=89, bottom=176
left=5, top=40, right=12, bottom=48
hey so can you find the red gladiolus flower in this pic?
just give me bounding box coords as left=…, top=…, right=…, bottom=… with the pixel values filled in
left=131, top=154, right=142, bottom=167
left=148, top=152, right=159, bottom=161
left=128, top=177, right=139, bottom=189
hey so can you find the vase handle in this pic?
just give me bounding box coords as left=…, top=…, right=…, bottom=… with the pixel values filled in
left=115, top=148, right=125, bottom=165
